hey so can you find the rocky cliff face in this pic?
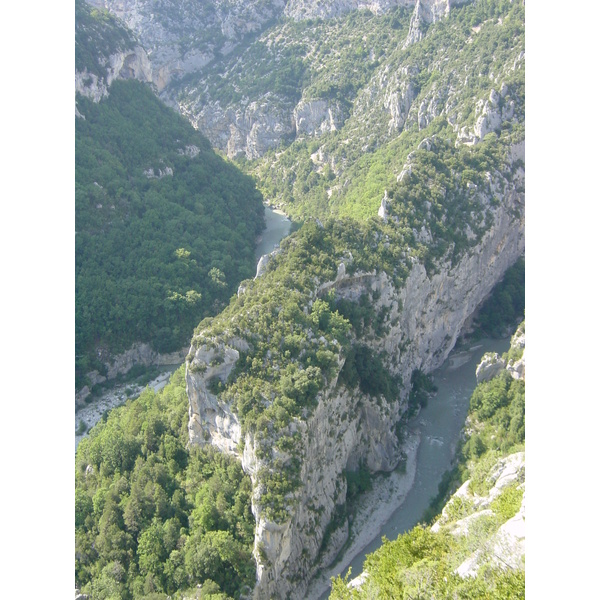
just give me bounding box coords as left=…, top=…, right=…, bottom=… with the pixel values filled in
left=76, top=343, right=188, bottom=407
left=75, top=44, right=153, bottom=102
left=180, top=96, right=296, bottom=160
left=87, top=0, right=287, bottom=90
left=185, top=145, right=524, bottom=597
left=476, top=321, right=526, bottom=384
left=180, top=0, right=480, bottom=160
left=88, top=0, right=486, bottom=160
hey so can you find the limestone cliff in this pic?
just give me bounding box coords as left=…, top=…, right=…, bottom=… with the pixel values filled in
left=75, top=44, right=153, bottom=103
left=87, top=0, right=287, bottom=91
left=75, top=0, right=153, bottom=104
left=185, top=143, right=524, bottom=597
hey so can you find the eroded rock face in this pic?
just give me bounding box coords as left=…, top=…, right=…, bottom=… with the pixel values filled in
left=75, top=45, right=153, bottom=103
left=293, top=99, right=344, bottom=136
left=183, top=95, right=345, bottom=160
left=476, top=352, right=506, bottom=383
left=181, top=96, right=295, bottom=160
left=76, top=343, right=187, bottom=407
left=187, top=340, right=247, bottom=452
left=185, top=152, right=524, bottom=597
left=404, top=0, right=471, bottom=48
left=87, top=0, right=287, bottom=90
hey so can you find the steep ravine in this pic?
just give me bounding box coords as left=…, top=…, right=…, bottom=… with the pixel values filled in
left=332, top=336, right=512, bottom=596
left=185, top=165, right=524, bottom=598
left=75, top=207, right=292, bottom=432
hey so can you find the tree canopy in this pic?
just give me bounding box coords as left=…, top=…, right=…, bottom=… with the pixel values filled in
left=76, top=79, right=265, bottom=389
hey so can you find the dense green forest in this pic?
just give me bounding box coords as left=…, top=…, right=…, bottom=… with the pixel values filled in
left=330, top=324, right=525, bottom=599
left=75, top=368, right=256, bottom=599
left=75, top=78, right=265, bottom=389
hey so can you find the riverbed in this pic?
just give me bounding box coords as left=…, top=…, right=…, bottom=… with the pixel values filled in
left=307, top=336, right=510, bottom=599
left=75, top=365, right=180, bottom=450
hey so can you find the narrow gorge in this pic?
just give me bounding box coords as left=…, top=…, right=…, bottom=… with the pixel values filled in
left=75, top=1, right=525, bottom=598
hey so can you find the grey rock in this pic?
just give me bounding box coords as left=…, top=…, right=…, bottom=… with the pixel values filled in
left=476, top=352, right=506, bottom=383
left=75, top=45, right=152, bottom=104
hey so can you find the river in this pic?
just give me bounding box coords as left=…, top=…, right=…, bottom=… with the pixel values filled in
left=255, top=205, right=292, bottom=260
left=309, top=336, right=511, bottom=599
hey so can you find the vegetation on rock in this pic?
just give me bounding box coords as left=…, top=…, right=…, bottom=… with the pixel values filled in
left=76, top=0, right=136, bottom=78
left=472, top=256, right=525, bottom=338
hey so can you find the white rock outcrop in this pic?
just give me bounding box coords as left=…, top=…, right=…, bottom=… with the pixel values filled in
left=404, top=0, right=472, bottom=48
left=476, top=352, right=506, bottom=383
left=293, top=99, right=344, bottom=136
left=182, top=96, right=294, bottom=160
left=77, top=342, right=188, bottom=407
left=75, top=45, right=153, bottom=103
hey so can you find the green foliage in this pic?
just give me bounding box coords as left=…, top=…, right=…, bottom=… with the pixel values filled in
left=345, top=465, right=372, bottom=501
left=407, top=369, right=437, bottom=415
left=75, top=367, right=256, bottom=598
left=339, top=345, right=400, bottom=402
left=466, top=371, right=525, bottom=459
left=490, top=483, right=523, bottom=523
left=330, top=522, right=525, bottom=599
left=75, top=79, right=265, bottom=389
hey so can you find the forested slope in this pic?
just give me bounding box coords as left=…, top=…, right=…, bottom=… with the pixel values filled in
left=75, top=2, right=265, bottom=391
left=75, top=367, right=257, bottom=599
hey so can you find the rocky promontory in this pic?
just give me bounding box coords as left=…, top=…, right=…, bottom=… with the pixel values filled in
left=185, top=139, right=525, bottom=597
